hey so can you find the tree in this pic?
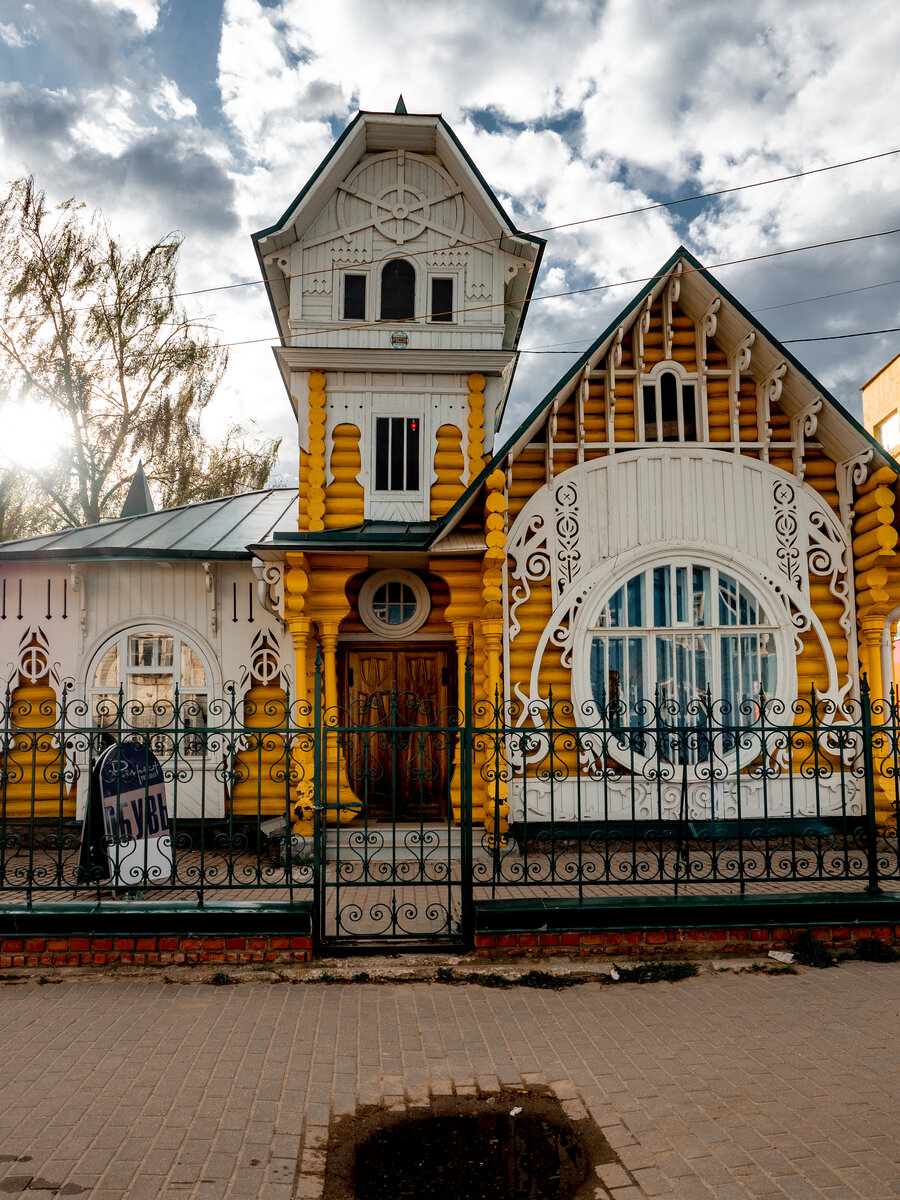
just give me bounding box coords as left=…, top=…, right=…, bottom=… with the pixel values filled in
left=0, top=178, right=280, bottom=538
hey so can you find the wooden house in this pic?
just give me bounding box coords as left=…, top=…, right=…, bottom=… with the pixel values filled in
left=2, top=104, right=900, bottom=842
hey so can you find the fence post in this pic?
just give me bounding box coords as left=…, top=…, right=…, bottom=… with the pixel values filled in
left=860, top=674, right=882, bottom=896
left=460, top=647, right=474, bottom=947
left=312, top=646, right=324, bottom=949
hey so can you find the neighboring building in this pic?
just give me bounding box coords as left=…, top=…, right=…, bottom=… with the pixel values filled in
left=2, top=104, right=900, bottom=840
left=863, top=350, right=900, bottom=694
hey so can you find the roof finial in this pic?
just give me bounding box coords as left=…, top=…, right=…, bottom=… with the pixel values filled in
left=394, top=94, right=407, bottom=115
left=120, top=461, right=155, bottom=519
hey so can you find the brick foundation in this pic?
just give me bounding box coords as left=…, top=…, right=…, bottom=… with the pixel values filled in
left=473, top=923, right=900, bottom=958
left=0, top=933, right=313, bottom=968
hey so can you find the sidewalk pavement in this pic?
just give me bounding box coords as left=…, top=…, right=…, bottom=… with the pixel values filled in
left=0, top=959, right=898, bottom=1199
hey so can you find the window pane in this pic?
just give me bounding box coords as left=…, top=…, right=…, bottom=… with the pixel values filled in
left=128, top=634, right=173, bottom=668
left=375, top=417, right=390, bottom=491
left=405, top=418, right=420, bottom=490
left=127, top=672, right=174, bottom=724
left=430, top=278, right=453, bottom=321
left=691, top=567, right=710, bottom=626
left=676, top=567, right=688, bottom=624
left=642, top=385, right=657, bottom=440
left=627, top=637, right=645, bottom=712
left=738, top=585, right=757, bottom=626
left=380, top=259, right=415, bottom=320
left=181, top=645, right=206, bottom=688
left=389, top=416, right=405, bottom=490
left=94, top=644, right=119, bottom=687
left=343, top=274, right=366, bottom=320
left=660, top=372, right=679, bottom=441
left=721, top=635, right=738, bottom=716
left=682, top=384, right=697, bottom=439
left=718, top=573, right=739, bottom=626
left=590, top=638, right=606, bottom=707
left=601, top=586, right=625, bottom=628
left=653, top=566, right=671, bottom=626
left=656, top=635, right=674, bottom=700
left=626, top=575, right=644, bottom=626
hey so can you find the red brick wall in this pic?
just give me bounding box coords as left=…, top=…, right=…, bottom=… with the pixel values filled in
left=0, top=934, right=313, bottom=968
left=474, top=924, right=900, bottom=958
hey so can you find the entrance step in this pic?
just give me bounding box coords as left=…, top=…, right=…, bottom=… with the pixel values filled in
left=324, top=823, right=501, bottom=862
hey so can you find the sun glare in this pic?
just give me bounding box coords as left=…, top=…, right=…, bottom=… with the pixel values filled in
left=0, top=402, right=65, bottom=470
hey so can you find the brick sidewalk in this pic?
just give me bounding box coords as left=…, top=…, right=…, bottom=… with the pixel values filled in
left=0, top=963, right=898, bottom=1198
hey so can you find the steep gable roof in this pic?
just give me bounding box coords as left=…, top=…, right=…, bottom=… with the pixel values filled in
left=431, top=245, right=898, bottom=546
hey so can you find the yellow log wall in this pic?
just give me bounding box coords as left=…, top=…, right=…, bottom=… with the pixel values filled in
left=324, top=423, right=364, bottom=529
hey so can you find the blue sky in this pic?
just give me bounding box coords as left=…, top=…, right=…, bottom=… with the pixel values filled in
left=1, top=0, right=899, bottom=482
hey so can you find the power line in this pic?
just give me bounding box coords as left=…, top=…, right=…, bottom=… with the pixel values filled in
left=783, top=326, right=900, bottom=343
left=9, top=145, right=900, bottom=318
left=26, top=222, right=900, bottom=363
left=756, top=277, right=900, bottom=312
left=208, top=222, right=900, bottom=352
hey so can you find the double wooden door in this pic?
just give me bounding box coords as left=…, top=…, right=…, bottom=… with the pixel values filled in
left=342, top=646, right=454, bottom=820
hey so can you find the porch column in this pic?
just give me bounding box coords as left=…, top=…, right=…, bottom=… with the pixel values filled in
left=284, top=553, right=314, bottom=834
left=448, top=620, right=471, bottom=824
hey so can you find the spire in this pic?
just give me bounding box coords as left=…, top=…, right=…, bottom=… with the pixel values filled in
left=120, top=461, right=155, bottom=519
left=394, top=94, right=407, bottom=114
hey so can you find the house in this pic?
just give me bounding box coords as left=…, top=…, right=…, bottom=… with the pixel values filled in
left=2, top=103, right=899, bottom=847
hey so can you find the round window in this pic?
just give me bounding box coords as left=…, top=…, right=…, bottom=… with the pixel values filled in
left=359, top=570, right=430, bottom=639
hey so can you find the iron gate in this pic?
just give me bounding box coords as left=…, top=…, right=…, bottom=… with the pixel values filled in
left=312, top=664, right=475, bottom=951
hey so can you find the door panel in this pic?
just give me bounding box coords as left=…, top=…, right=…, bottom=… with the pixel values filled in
left=344, top=646, right=452, bottom=820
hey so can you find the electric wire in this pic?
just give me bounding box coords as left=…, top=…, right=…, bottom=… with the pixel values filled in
left=7, top=144, right=900, bottom=317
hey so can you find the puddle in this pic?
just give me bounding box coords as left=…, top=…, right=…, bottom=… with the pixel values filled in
left=323, top=1090, right=617, bottom=1200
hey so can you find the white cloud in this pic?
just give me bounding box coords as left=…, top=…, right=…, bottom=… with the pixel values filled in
left=94, top=0, right=161, bottom=34
left=0, top=20, right=33, bottom=47
left=149, top=77, right=197, bottom=122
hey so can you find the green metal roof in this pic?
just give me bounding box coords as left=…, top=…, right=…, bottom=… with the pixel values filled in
left=0, top=489, right=298, bottom=562
left=262, top=521, right=438, bottom=553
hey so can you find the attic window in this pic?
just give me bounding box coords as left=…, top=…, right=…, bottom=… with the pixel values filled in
left=343, top=274, right=366, bottom=320
left=430, top=278, right=453, bottom=322
left=381, top=259, right=415, bottom=320
left=642, top=370, right=698, bottom=442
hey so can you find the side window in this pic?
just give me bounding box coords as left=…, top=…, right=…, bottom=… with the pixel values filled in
left=343, top=274, right=366, bottom=320
left=374, top=417, right=420, bottom=492
left=380, top=259, right=415, bottom=320
left=642, top=370, right=698, bottom=442
left=430, top=278, right=453, bottom=322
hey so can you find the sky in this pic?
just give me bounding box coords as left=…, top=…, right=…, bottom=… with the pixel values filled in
left=0, top=0, right=899, bottom=484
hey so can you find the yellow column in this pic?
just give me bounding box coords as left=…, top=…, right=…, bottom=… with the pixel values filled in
left=481, top=466, right=509, bottom=844
left=284, top=553, right=314, bottom=833
left=467, top=372, right=486, bottom=480
left=307, top=554, right=368, bottom=823
left=447, top=620, right=471, bottom=824
left=307, top=371, right=327, bottom=532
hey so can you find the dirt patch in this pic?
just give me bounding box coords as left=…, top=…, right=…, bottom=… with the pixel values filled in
left=322, top=1089, right=618, bottom=1200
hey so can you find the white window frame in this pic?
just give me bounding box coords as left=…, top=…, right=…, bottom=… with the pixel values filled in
left=638, top=361, right=705, bottom=443
left=339, top=270, right=370, bottom=322
left=426, top=271, right=461, bottom=324
left=358, top=570, right=431, bottom=639
left=86, top=626, right=213, bottom=755
left=571, top=552, right=793, bottom=774
left=369, top=409, right=426, bottom=501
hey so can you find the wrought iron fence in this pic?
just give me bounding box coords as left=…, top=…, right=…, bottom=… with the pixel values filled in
left=1, top=669, right=899, bottom=934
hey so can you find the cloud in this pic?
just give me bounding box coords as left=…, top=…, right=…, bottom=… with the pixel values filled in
left=150, top=77, right=197, bottom=122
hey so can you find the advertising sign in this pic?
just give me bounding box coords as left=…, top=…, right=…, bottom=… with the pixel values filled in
left=98, top=740, right=173, bottom=886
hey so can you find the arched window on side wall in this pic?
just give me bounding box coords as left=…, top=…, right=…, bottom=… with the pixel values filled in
left=380, top=259, right=415, bottom=320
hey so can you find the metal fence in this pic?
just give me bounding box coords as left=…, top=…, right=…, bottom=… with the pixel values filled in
left=1, top=667, right=899, bottom=947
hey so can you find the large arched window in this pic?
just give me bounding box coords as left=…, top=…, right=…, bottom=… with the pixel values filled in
left=589, top=562, right=777, bottom=726
left=380, top=259, right=415, bottom=320
left=90, top=629, right=210, bottom=744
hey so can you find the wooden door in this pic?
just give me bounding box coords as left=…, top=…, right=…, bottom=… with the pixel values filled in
left=343, top=646, right=453, bottom=820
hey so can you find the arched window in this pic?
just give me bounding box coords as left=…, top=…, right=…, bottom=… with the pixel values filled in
left=89, top=629, right=210, bottom=746
left=380, top=259, right=415, bottom=320
left=589, top=562, right=777, bottom=728
left=642, top=369, right=698, bottom=441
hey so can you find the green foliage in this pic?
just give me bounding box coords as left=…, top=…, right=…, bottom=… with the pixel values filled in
left=435, top=966, right=454, bottom=983
left=791, top=930, right=839, bottom=968
left=210, top=971, right=231, bottom=986
left=612, top=960, right=699, bottom=983
left=853, top=937, right=900, bottom=963
left=0, top=177, right=280, bottom=538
